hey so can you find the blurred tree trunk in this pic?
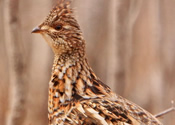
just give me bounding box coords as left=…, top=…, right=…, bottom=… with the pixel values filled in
left=3, top=0, right=27, bottom=124
left=0, top=0, right=9, bottom=125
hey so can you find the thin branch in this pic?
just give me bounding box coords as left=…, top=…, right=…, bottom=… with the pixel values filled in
left=155, top=100, right=175, bottom=118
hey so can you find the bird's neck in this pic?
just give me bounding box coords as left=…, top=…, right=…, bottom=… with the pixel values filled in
left=49, top=54, right=99, bottom=103
left=52, top=52, right=85, bottom=73
left=51, top=54, right=92, bottom=80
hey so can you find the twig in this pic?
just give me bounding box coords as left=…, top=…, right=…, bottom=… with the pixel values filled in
left=155, top=100, right=175, bottom=118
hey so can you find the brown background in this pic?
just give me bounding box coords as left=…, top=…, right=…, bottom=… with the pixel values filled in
left=0, top=0, right=175, bottom=125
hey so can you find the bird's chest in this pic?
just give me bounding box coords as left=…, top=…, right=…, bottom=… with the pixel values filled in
left=48, top=77, right=73, bottom=113
left=48, top=84, right=88, bottom=125
left=48, top=65, right=75, bottom=111
left=47, top=74, right=93, bottom=124
left=48, top=82, right=75, bottom=124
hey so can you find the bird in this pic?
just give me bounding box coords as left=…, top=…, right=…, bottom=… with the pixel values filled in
left=32, top=0, right=162, bottom=125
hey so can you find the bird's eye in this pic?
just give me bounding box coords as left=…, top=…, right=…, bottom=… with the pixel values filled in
left=55, top=25, right=62, bottom=30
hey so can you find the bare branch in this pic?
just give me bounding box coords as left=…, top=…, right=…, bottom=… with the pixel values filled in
left=155, top=100, right=175, bottom=118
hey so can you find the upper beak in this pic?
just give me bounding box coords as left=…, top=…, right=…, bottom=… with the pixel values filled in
left=31, top=26, right=42, bottom=33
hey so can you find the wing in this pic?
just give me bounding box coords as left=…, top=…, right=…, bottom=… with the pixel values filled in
left=59, top=90, right=161, bottom=125
left=62, top=94, right=161, bottom=125
left=69, top=78, right=162, bottom=125
left=52, top=96, right=160, bottom=125
left=75, top=97, right=161, bottom=125
left=57, top=99, right=133, bottom=125
left=75, top=98, right=135, bottom=125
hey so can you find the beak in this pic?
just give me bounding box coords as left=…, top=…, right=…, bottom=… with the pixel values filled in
left=31, top=26, right=42, bottom=33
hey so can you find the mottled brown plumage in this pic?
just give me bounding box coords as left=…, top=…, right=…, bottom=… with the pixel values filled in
left=32, top=0, right=162, bottom=125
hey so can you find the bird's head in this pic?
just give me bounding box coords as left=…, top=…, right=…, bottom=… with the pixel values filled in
left=32, top=0, right=85, bottom=60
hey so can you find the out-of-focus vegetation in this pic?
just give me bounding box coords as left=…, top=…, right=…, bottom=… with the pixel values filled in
left=0, top=0, right=174, bottom=125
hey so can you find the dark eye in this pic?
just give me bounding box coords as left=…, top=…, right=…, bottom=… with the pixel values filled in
left=55, top=25, right=62, bottom=30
